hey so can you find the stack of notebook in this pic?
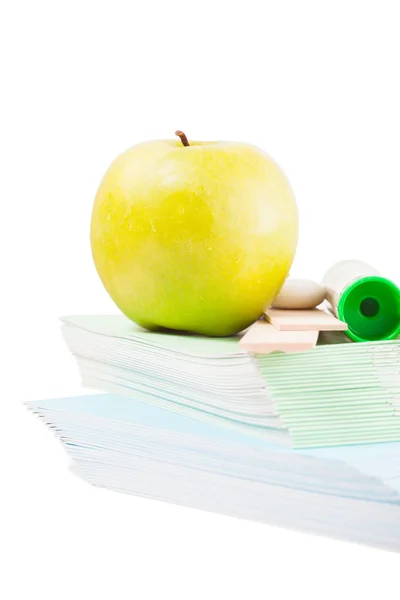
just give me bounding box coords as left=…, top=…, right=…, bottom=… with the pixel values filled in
left=60, top=315, right=400, bottom=448
left=28, top=392, right=400, bottom=552
left=28, top=314, right=400, bottom=551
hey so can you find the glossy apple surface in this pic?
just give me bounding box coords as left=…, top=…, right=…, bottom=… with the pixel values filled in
left=91, top=136, right=298, bottom=336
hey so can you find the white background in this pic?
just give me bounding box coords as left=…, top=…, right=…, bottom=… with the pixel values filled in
left=2, top=1, right=400, bottom=598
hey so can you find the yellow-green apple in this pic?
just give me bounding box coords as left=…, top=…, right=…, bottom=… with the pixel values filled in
left=90, top=131, right=298, bottom=336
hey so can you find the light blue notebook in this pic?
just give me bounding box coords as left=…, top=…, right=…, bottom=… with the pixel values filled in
left=28, top=393, right=400, bottom=496
left=28, top=393, right=400, bottom=552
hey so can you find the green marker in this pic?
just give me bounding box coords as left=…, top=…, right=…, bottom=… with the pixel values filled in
left=323, top=260, right=400, bottom=342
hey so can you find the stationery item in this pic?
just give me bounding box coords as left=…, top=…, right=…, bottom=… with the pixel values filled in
left=323, top=260, right=400, bottom=342
left=265, top=308, right=348, bottom=331
left=27, top=393, right=400, bottom=553
left=239, top=320, right=319, bottom=353
left=60, top=315, right=400, bottom=448
left=272, top=279, right=326, bottom=309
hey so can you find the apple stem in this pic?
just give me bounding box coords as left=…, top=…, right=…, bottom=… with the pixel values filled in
left=175, top=130, right=190, bottom=147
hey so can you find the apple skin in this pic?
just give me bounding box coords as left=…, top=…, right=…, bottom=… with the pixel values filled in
left=90, top=138, right=298, bottom=336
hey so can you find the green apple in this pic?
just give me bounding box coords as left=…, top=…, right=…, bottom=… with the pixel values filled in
left=91, top=131, right=298, bottom=336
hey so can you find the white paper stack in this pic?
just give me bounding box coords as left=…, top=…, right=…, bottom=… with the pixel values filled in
left=27, top=393, right=400, bottom=552
left=61, top=315, right=400, bottom=448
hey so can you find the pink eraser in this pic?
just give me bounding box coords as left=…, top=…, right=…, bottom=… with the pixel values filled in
left=239, top=321, right=319, bottom=354
left=265, top=308, right=348, bottom=332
